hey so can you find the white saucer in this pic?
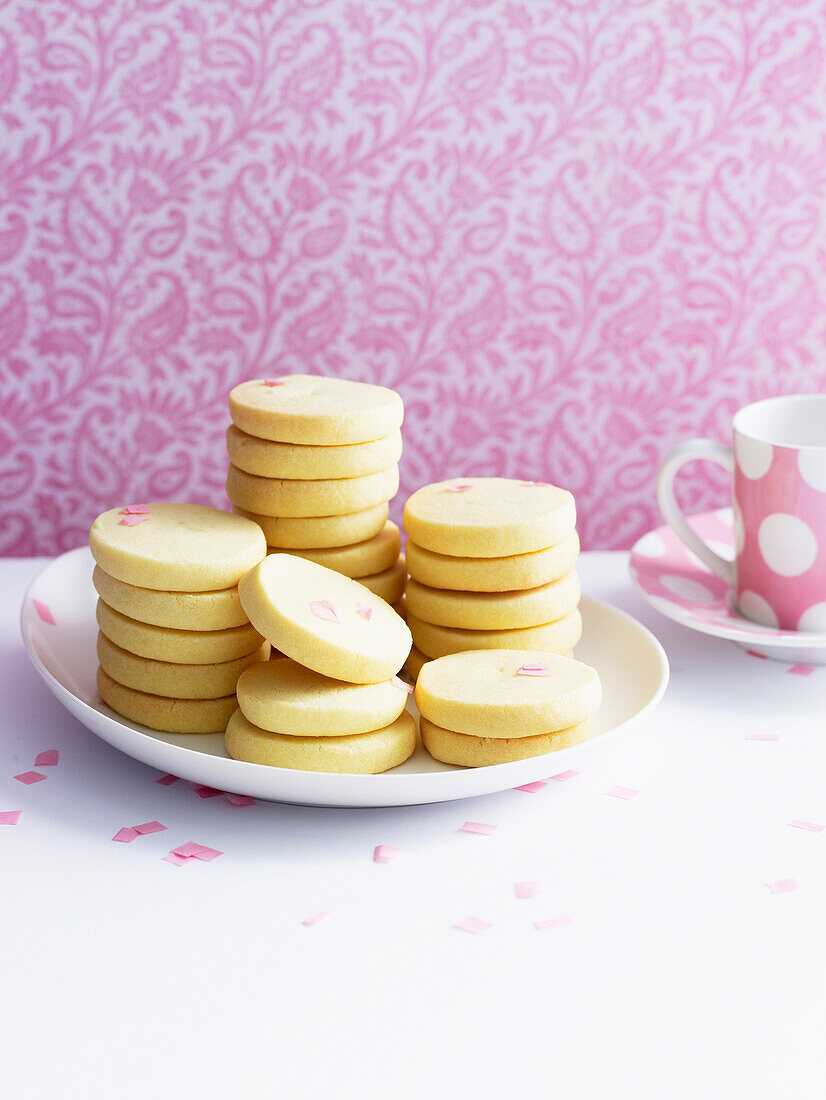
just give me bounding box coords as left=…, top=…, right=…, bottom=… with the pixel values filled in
left=630, top=508, right=826, bottom=663
left=22, top=547, right=669, bottom=808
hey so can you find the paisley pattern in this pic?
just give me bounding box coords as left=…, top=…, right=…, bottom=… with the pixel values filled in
left=3, top=0, right=826, bottom=555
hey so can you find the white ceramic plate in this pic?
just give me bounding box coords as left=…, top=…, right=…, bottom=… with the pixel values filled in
left=630, top=509, right=826, bottom=664
left=22, top=547, right=669, bottom=807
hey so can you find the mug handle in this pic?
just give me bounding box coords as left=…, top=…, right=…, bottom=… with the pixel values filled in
left=657, top=439, right=736, bottom=588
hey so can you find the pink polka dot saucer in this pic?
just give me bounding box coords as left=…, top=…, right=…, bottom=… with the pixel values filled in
left=630, top=509, right=826, bottom=664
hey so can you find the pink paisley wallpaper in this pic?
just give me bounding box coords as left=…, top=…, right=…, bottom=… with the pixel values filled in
left=2, top=0, right=826, bottom=555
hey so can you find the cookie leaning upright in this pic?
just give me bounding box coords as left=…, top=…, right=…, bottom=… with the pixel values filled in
left=226, top=376, right=406, bottom=605
left=238, top=553, right=411, bottom=683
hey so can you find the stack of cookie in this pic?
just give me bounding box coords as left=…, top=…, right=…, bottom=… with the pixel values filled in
left=403, top=478, right=581, bottom=679
left=226, top=375, right=406, bottom=607
left=226, top=554, right=415, bottom=772
left=415, top=650, right=602, bottom=766
left=90, top=503, right=269, bottom=733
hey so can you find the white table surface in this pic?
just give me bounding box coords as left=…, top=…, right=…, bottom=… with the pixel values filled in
left=3, top=553, right=825, bottom=1100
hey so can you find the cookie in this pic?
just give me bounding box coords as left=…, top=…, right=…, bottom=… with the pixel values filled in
left=225, top=707, right=416, bottom=773
left=405, top=532, right=580, bottom=592
left=234, top=503, right=389, bottom=549
left=238, top=553, right=411, bottom=683
left=97, top=668, right=237, bottom=734
left=407, top=609, right=582, bottom=660
left=415, top=650, right=601, bottom=738
left=227, top=425, right=402, bottom=480
left=228, top=376, right=404, bottom=445
left=226, top=464, right=399, bottom=518
left=404, top=571, right=580, bottom=630
left=97, top=633, right=270, bottom=699
left=357, top=556, right=406, bottom=604
left=236, top=657, right=407, bottom=736
left=420, top=716, right=591, bottom=767
left=89, top=503, right=266, bottom=592
left=92, top=566, right=249, bottom=631
left=405, top=645, right=429, bottom=681
left=285, top=521, right=401, bottom=578
left=96, top=599, right=265, bottom=664
left=403, top=478, right=576, bottom=557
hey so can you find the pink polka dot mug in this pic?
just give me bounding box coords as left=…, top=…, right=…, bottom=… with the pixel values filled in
left=658, top=395, right=826, bottom=633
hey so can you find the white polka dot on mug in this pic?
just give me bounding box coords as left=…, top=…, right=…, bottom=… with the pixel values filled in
left=658, top=395, right=826, bottom=632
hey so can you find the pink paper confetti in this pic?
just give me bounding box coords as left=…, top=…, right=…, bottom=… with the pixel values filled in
left=112, top=827, right=139, bottom=843
left=550, top=769, right=579, bottom=782
left=788, top=664, right=815, bottom=676
left=34, top=750, right=58, bottom=767
left=746, top=733, right=780, bottom=742
left=745, top=649, right=768, bottom=660
left=373, top=844, right=399, bottom=864
left=516, top=664, right=548, bottom=677
left=132, top=820, right=167, bottom=835
left=356, top=601, right=373, bottom=621
left=119, top=514, right=148, bottom=527
left=0, top=811, right=22, bottom=826
left=226, top=794, right=256, bottom=807
left=156, top=774, right=178, bottom=786
left=309, top=599, right=342, bottom=624
left=460, top=821, right=497, bottom=836
left=302, top=911, right=329, bottom=926
left=390, top=674, right=413, bottom=694
left=454, top=916, right=491, bottom=935
left=514, top=881, right=540, bottom=899
left=788, top=820, right=824, bottom=833
left=191, top=783, right=224, bottom=799
left=534, top=916, right=573, bottom=930
left=14, top=771, right=46, bottom=785
left=443, top=482, right=473, bottom=492
left=31, top=599, right=56, bottom=625
left=162, top=853, right=190, bottom=867
left=171, top=841, right=223, bottom=862
left=514, top=780, right=548, bottom=794
left=765, top=878, right=800, bottom=894
left=262, top=378, right=285, bottom=386
left=606, top=785, right=638, bottom=800
left=119, top=505, right=150, bottom=515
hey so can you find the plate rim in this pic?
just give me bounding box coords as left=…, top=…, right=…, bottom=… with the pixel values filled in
left=21, top=546, right=670, bottom=806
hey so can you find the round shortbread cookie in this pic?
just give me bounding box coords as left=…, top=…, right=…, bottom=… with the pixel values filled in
left=407, top=609, right=582, bottom=660
left=97, top=668, right=237, bottom=734
left=405, top=645, right=429, bottom=681
left=97, top=633, right=270, bottom=699
left=415, top=649, right=601, bottom=738
left=227, top=425, right=402, bottom=480
left=238, top=554, right=411, bottom=683
left=357, top=556, right=406, bottom=605
left=236, top=657, right=407, bottom=736
left=228, top=376, right=404, bottom=446
left=405, top=531, right=580, bottom=591
left=420, top=716, right=592, bottom=767
left=225, top=707, right=416, bottom=773
left=96, top=600, right=265, bottom=664
left=284, top=521, right=400, bottom=578
left=226, top=464, right=399, bottom=518
left=89, top=503, right=266, bottom=592
left=235, top=503, right=389, bottom=548
left=405, top=571, right=580, bottom=630
left=403, top=478, right=576, bottom=557
left=92, top=566, right=249, bottom=631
